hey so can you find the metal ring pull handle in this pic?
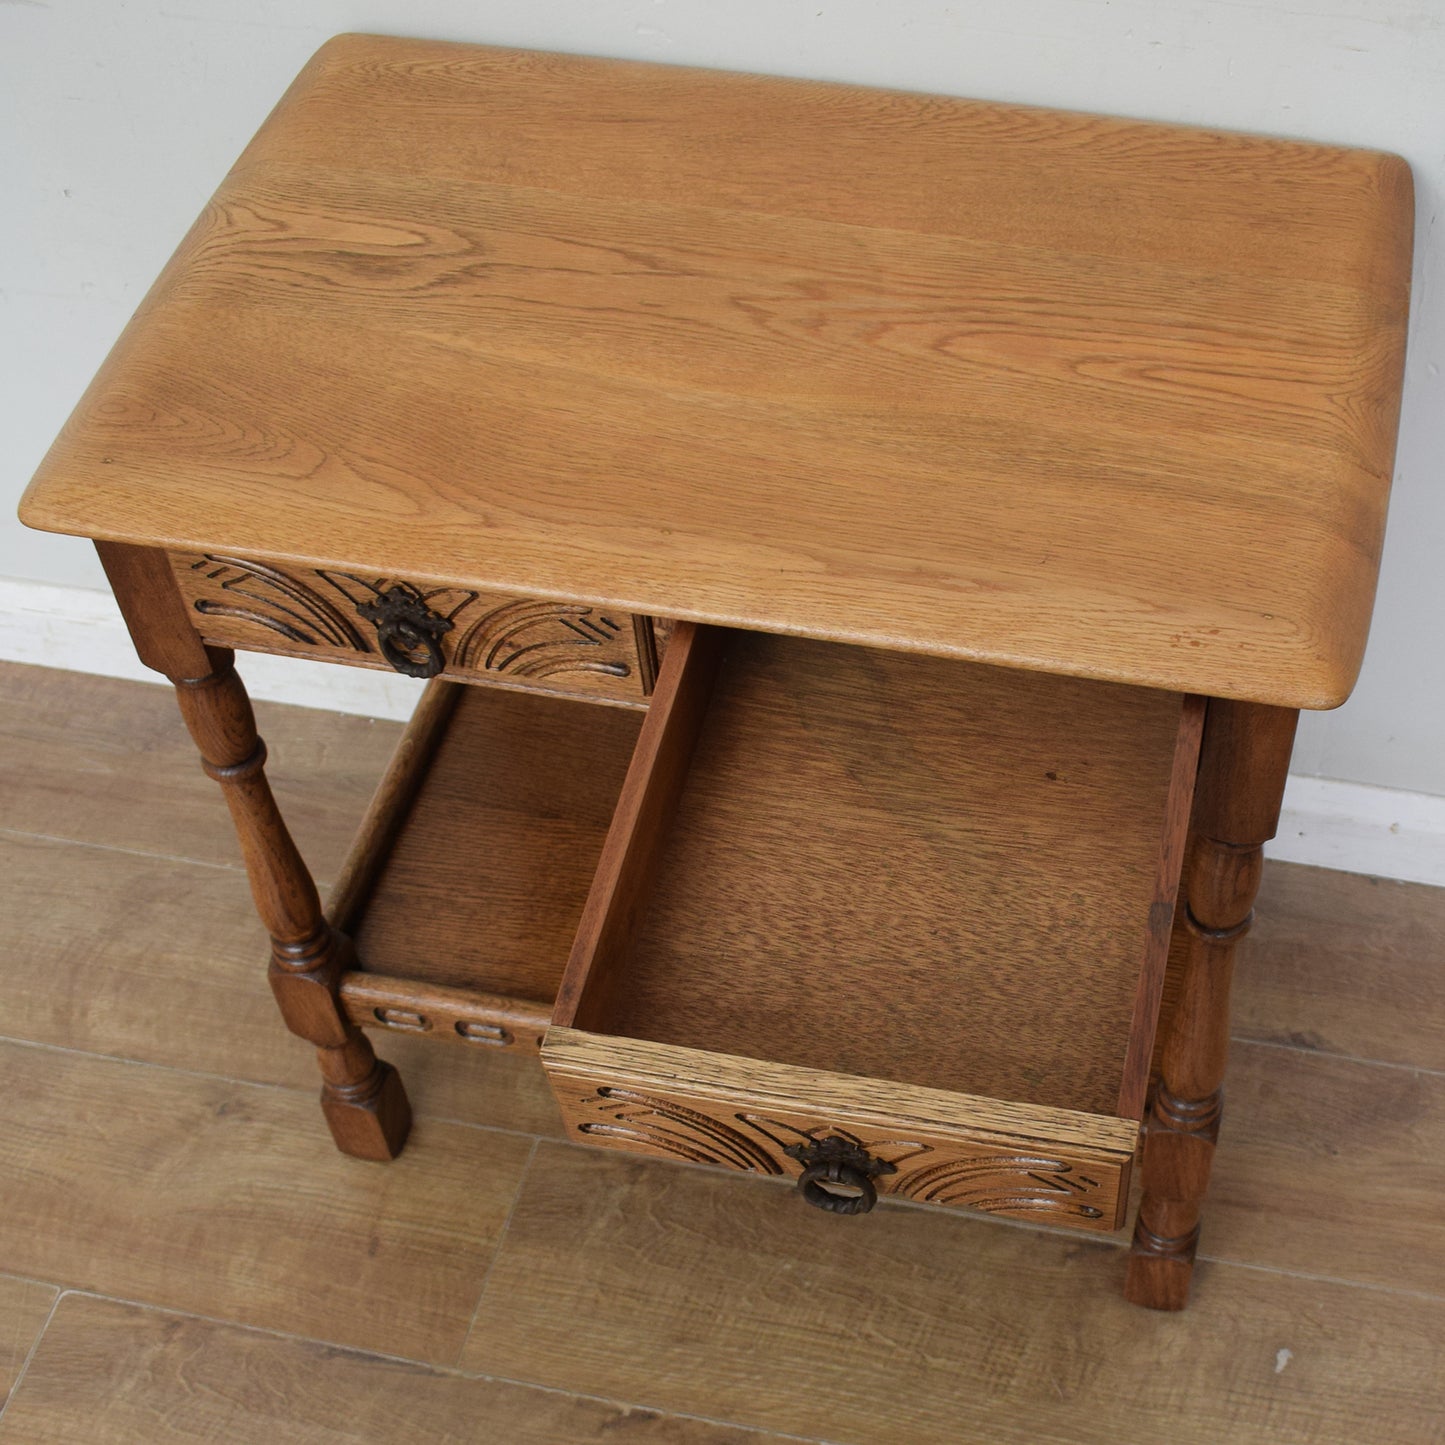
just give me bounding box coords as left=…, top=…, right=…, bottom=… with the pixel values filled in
left=798, top=1158, right=878, bottom=1215
left=785, top=1136, right=896, bottom=1217
left=356, top=584, right=455, bottom=679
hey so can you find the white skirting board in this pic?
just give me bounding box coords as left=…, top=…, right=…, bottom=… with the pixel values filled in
left=1270, top=776, right=1445, bottom=888
left=0, top=576, right=425, bottom=721
left=3, top=576, right=1443, bottom=889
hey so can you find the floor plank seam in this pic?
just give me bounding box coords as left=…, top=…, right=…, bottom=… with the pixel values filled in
left=454, top=1136, right=540, bottom=1369
left=0, top=1285, right=63, bottom=1424
left=0, top=1271, right=67, bottom=1295
left=530, top=1141, right=1445, bottom=1307
left=35, top=1287, right=823, bottom=1442
left=0, top=823, right=344, bottom=895
left=1228, top=1032, right=1445, bottom=1079
left=0, top=1032, right=551, bottom=1146
left=9, top=665, right=1445, bottom=1437
left=0, top=826, right=245, bottom=874
left=1193, top=1253, right=1445, bottom=1305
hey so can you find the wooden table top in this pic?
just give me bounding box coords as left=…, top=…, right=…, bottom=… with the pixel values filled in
left=20, top=34, right=1412, bottom=707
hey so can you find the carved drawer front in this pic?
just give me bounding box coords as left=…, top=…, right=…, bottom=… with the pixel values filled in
left=544, top=1031, right=1137, bottom=1231
left=170, top=552, right=657, bottom=703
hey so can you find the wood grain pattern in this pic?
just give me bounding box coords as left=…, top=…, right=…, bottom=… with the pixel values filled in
left=0, top=659, right=402, bottom=881
left=326, top=676, right=460, bottom=934
left=0, top=832, right=566, bottom=1136
left=1236, top=863, right=1445, bottom=1072
left=96, top=540, right=215, bottom=681
left=0, top=1040, right=533, bottom=1361
left=1206, top=1042, right=1445, bottom=1299
left=19, top=35, right=1414, bottom=708
left=596, top=631, right=1187, bottom=1115
left=555, top=622, right=723, bottom=1034
left=546, top=1030, right=1138, bottom=1158
left=349, top=683, right=642, bottom=1003
left=0, top=1296, right=782, bottom=1445
left=0, top=1276, right=56, bottom=1406
left=461, top=1143, right=1445, bottom=1445
left=1118, top=692, right=1205, bottom=1118
left=340, top=973, right=550, bottom=1052
left=7, top=667, right=1445, bottom=1438
left=177, top=668, right=409, bottom=1158
left=173, top=551, right=655, bottom=704
left=545, top=1029, right=1134, bottom=1230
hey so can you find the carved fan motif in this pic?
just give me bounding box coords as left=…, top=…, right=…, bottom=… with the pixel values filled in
left=579, top=1088, right=783, bottom=1174
left=454, top=598, right=632, bottom=680
left=567, top=1083, right=1119, bottom=1226
left=899, top=1154, right=1106, bottom=1220
left=187, top=555, right=369, bottom=650
left=174, top=552, right=652, bottom=695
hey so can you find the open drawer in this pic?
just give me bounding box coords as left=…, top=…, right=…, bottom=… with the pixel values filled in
left=327, top=679, right=643, bottom=1050
left=544, top=624, right=1203, bottom=1231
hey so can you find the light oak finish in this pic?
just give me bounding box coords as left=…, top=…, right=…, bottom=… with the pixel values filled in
left=340, top=973, right=551, bottom=1052
left=555, top=621, right=724, bottom=1035
left=0, top=1039, right=533, bottom=1362
left=9, top=31, right=1416, bottom=1321
left=89, top=538, right=641, bottom=1158
left=0, top=1297, right=775, bottom=1445
left=547, top=627, right=1200, bottom=1232
left=326, top=676, right=461, bottom=934
left=172, top=550, right=657, bottom=704
left=347, top=681, right=642, bottom=1004
left=19, top=35, right=1413, bottom=707
left=547, top=1030, right=1140, bottom=1159
left=1121, top=691, right=1205, bottom=1117
left=546, top=1029, right=1135, bottom=1229
left=557, top=629, right=1193, bottom=1114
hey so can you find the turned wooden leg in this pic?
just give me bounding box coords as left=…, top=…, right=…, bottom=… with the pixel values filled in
left=97, top=542, right=411, bottom=1160
left=1125, top=698, right=1297, bottom=1309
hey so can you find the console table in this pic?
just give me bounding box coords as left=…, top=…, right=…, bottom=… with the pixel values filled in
left=19, top=35, right=1413, bottom=1311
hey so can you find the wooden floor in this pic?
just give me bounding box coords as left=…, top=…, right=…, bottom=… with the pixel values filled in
left=1, top=660, right=1443, bottom=1444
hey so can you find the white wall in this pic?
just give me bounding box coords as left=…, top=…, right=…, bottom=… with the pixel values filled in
left=3, top=0, right=1442, bottom=794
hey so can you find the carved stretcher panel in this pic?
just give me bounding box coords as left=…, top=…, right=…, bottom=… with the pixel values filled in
left=170, top=551, right=657, bottom=704
left=544, top=1029, right=1136, bottom=1231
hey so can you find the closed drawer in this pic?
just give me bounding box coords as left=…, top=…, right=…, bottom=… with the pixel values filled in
left=171, top=551, right=657, bottom=704
left=544, top=624, right=1203, bottom=1231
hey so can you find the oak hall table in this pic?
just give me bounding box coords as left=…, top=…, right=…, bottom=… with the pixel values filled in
left=19, top=36, right=1413, bottom=1311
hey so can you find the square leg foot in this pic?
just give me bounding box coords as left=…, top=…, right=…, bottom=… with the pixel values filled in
left=1124, top=1225, right=1198, bottom=1311
left=320, top=1060, right=412, bottom=1161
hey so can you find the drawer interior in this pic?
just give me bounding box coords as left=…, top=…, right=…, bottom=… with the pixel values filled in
left=554, top=624, right=1201, bottom=1124
left=330, top=681, right=642, bottom=1037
